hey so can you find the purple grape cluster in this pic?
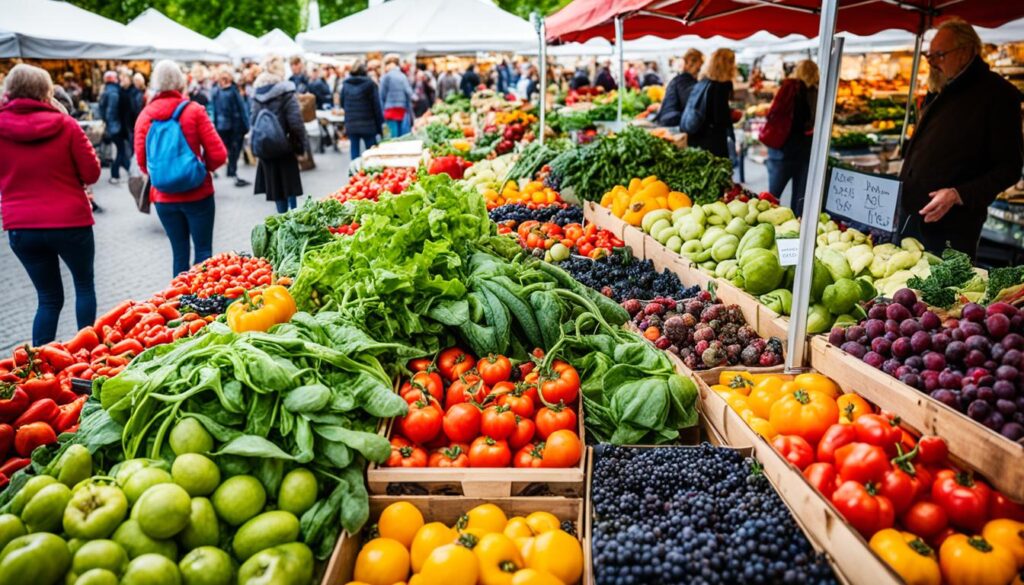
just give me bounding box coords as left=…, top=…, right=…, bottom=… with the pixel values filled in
left=830, top=288, right=1024, bottom=442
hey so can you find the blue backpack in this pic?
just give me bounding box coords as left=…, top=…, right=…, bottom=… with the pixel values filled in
left=145, top=101, right=208, bottom=193
left=251, top=108, right=292, bottom=160
left=680, top=79, right=712, bottom=136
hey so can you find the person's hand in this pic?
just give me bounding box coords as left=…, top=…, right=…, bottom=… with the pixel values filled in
left=920, top=187, right=961, bottom=223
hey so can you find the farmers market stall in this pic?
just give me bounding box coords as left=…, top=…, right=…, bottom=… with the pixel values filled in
left=0, top=0, right=156, bottom=59
left=126, top=8, right=230, bottom=63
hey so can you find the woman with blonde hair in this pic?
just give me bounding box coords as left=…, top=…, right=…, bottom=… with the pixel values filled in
left=680, top=48, right=736, bottom=158
left=760, top=59, right=819, bottom=214
left=0, top=64, right=101, bottom=344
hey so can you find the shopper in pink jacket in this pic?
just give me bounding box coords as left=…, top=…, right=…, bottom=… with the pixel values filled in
left=0, top=64, right=101, bottom=345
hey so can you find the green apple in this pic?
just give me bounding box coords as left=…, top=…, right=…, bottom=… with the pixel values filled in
left=169, top=419, right=214, bottom=455
left=177, top=498, right=219, bottom=551
left=63, top=484, right=128, bottom=539
left=112, top=520, right=177, bottom=561
left=211, top=475, right=265, bottom=526
left=179, top=546, right=235, bottom=585
left=277, top=469, right=317, bottom=517
left=121, top=553, right=181, bottom=585
left=72, top=539, right=128, bottom=576
left=135, top=484, right=192, bottom=539
left=171, top=454, right=220, bottom=497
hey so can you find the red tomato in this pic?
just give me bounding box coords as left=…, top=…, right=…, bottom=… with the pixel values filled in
left=538, top=361, right=580, bottom=405
left=879, top=467, right=918, bottom=514
left=398, top=399, right=442, bottom=444
left=931, top=469, right=991, bottom=532
left=428, top=444, right=469, bottom=467
left=410, top=371, right=444, bottom=403
left=442, top=403, right=481, bottom=444
left=468, top=436, right=511, bottom=467
left=438, top=347, right=475, bottom=382
left=445, top=374, right=484, bottom=410
left=478, top=354, right=512, bottom=386
left=535, top=404, right=577, bottom=439
left=803, top=462, right=838, bottom=499
left=480, top=405, right=516, bottom=440
left=901, top=501, right=948, bottom=539
left=514, top=443, right=543, bottom=468
left=816, top=423, right=857, bottom=464
left=989, top=491, right=1024, bottom=521
left=914, top=435, right=948, bottom=465
left=497, top=392, right=534, bottom=419
left=772, top=435, right=815, bottom=471
left=834, top=442, right=890, bottom=484
left=541, top=430, right=582, bottom=468
left=853, top=414, right=903, bottom=455
left=831, top=480, right=895, bottom=538
left=408, top=357, right=433, bottom=372
left=508, top=416, right=536, bottom=451
left=386, top=437, right=427, bottom=468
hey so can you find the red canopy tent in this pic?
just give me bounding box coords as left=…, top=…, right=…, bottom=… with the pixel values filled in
left=547, top=0, right=1024, bottom=43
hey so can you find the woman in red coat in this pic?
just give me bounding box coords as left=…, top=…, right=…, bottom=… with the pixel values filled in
left=0, top=64, right=101, bottom=345
left=135, top=60, right=227, bottom=276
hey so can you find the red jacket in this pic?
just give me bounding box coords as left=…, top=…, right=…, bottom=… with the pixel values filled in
left=134, top=91, right=227, bottom=204
left=0, top=98, right=100, bottom=230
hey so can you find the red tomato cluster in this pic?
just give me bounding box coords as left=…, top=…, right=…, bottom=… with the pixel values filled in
left=328, top=222, right=360, bottom=236
left=770, top=404, right=1024, bottom=549
left=163, top=253, right=278, bottom=300
left=386, top=347, right=583, bottom=469
left=500, top=221, right=624, bottom=259
left=329, top=168, right=417, bottom=203
left=427, top=156, right=472, bottom=180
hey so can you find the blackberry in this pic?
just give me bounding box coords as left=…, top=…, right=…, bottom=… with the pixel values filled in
left=179, top=294, right=228, bottom=316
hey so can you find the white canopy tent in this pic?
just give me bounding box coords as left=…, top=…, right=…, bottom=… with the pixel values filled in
left=0, top=0, right=155, bottom=59
left=127, top=8, right=229, bottom=62
left=214, top=27, right=263, bottom=61
left=0, top=29, right=18, bottom=59
left=298, top=0, right=537, bottom=54
left=258, top=29, right=304, bottom=57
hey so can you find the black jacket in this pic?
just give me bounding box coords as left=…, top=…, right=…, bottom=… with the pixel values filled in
left=212, top=83, right=249, bottom=133
left=251, top=81, right=307, bottom=156
left=120, top=86, right=143, bottom=136
left=98, top=82, right=122, bottom=137
left=308, top=79, right=332, bottom=109
left=595, top=68, right=617, bottom=92
left=340, top=75, right=383, bottom=137
left=570, top=71, right=590, bottom=90
left=657, top=72, right=697, bottom=127
left=461, top=70, right=481, bottom=98
left=684, top=79, right=734, bottom=159
left=899, top=56, right=1023, bottom=256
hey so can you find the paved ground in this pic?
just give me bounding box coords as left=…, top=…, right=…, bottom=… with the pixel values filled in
left=0, top=146, right=351, bottom=352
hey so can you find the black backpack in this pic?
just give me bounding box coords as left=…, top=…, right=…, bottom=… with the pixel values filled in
left=251, top=106, right=292, bottom=159
left=680, top=79, right=712, bottom=136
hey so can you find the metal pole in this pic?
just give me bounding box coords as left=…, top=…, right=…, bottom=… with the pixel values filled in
left=785, top=0, right=842, bottom=371
left=615, top=16, right=624, bottom=123
left=899, top=31, right=924, bottom=154
left=540, top=18, right=547, bottom=146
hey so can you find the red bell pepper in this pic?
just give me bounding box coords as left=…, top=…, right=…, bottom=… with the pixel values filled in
left=0, top=423, right=13, bottom=460
left=879, top=466, right=918, bottom=515
left=834, top=442, right=890, bottom=484
left=38, top=345, right=75, bottom=372
left=53, top=387, right=79, bottom=405
left=989, top=492, right=1024, bottom=522
left=54, top=396, right=86, bottom=433
left=65, top=326, right=100, bottom=354
left=816, top=423, right=857, bottom=464
left=931, top=469, right=991, bottom=532
left=772, top=435, right=814, bottom=470
left=914, top=435, right=949, bottom=465
left=831, top=480, right=895, bottom=538
left=0, top=386, right=29, bottom=422
left=853, top=414, right=903, bottom=455
left=14, top=422, right=57, bottom=456
left=0, top=457, right=31, bottom=477
left=18, top=374, right=61, bottom=403
left=13, top=399, right=59, bottom=428
left=803, top=462, right=838, bottom=499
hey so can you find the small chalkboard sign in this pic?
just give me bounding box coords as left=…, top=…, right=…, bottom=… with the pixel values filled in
left=825, top=167, right=902, bottom=233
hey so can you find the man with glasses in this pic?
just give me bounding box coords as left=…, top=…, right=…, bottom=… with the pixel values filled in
left=899, top=18, right=1023, bottom=259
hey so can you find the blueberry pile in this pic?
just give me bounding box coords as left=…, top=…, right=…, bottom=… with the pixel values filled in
left=488, top=204, right=583, bottom=226
left=591, top=444, right=837, bottom=585
left=556, top=254, right=699, bottom=302
left=178, top=294, right=229, bottom=316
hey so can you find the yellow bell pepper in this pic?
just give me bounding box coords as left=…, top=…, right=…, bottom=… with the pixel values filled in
left=667, top=191, right=692, bottom=210
left=226, top=285, right=297, bottom=333
left=869, top=529, right=941, bottom=585
left=939, top=534, right=1018, bottom=585
left=981, top=518, right=1024, bottom=566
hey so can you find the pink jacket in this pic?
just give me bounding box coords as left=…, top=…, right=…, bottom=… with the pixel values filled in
left=134, top=91, right=227, bottom=204
left=0, top=98, right=100, bottom=230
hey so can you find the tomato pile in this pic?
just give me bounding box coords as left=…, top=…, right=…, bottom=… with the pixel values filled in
left=485, top=180, right=563, bottom=210
left=713, top=371, right=1024, bottom=585
left=387, top=347, right=583, bottom=469
left=328, top=222, right=360, bottom=236
left=329, top=167, right=417, bottom=203
left=348, top=500, right=583, bottom=585
left=163, top=253, right=279, bottom=300
left=503, top=221, right=624, bottom=260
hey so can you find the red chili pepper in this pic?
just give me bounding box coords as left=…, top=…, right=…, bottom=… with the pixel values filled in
left=0, top=424, right=13, bottom=460
left=0, top=457, right=31, bottom=477
left=79, top=369, right=94, bottom=381
left=65, top=326, right=100, bottom=354
left=143, top=330, right=172, bottom=348
left=38, top=345, right=75, bottom=372
left=18, top=374, right=61, bottom=403
left=115, top=307, right=145, bottom=333
left=62, top=363, right=90, bottom=378
left=95, top=300, right=133, bottom=331
left=13, top=399, right=59, bottom=428
left=14, top=422, right=57, bottom=457
left=0, top=386, right=29, bottom=422
left=157, top=303, right=181, bottom=321
left=127, top=314, right=165, bottom=339
left=109, top=339, right=144, bottom=356
left=53, top=388, right=79, bottom=405
left=54, top=396, right=86, bottom=433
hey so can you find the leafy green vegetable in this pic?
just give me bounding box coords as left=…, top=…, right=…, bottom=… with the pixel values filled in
left=984, top=266, right=1024, bottom=304
left=252, top=198, right=353, bottom=276
left=907, top=247, right=977, bottom=308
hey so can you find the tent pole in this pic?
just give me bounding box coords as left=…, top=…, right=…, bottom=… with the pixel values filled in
left=899, top=31, right=924, bottom=154
left=539, top=17, right=547, bottom=146
left=615, top=15, right=624, bottom=123
left=785, top=0, right=842, bottom=371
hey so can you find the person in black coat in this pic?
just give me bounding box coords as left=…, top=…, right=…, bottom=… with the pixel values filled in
left=460, top=64, right=481, bottom=98
left=658, top=49, right=703, bottom=128
left=570, top=67, right=590, bottom=90
left=251, top=59, right=307, bottom=214
left=681, top=48, right=735, bottom=159
left=212, top=66, right=251, bottom=187
left=640, top=62, right=663, bottom=88
left=340, top=61, right=384, bottom=161
left=594, top=61, right=617, bottom=93
left=99, top=71, right=128, bottom=183
left=119, top=71, right=143, bottom=160
left=307, top=68, right=332, bottom=109
left=899, top=19, right=1024, bottom=259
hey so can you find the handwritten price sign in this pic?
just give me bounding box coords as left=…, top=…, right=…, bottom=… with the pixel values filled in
left=825, top=167, right=902, bottom=233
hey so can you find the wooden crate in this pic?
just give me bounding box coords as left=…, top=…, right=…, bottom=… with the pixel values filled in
left=754, top=303, right=791, bottom=341
left=809, top=336, right=1024, bottom=501
left=322, top=496, right=589, bottom=585
left=688, top=372, right=903, bottom=585
left=366, top=399, right=587, bottom=497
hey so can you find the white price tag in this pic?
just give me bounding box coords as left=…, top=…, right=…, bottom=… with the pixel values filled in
left=777, top=239, right=800, bottom=266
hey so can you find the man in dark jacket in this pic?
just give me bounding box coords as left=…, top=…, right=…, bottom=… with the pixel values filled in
left=340, top=62, right=384, bottom=161
left=119, top=72, right=143, bottom=157
left=460, top=64, right=481, bottom=99
left=658, top=49, right=703, bottom=128
left=307, top=68, right=332, bottom=109
left=570, top=67, right=590, bottom=90
left=899, top=19, right=1023, bottom=259
left=99, top=71, right=128, bottom=184
left=594, top=61, right=617, bottom=93
left=212, top=67, right=251, bottom=187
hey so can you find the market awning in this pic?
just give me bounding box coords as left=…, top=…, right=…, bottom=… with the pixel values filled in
left=0, top=29, right=19, bottom=58
left=258, top=28, right=304, bottom=57
left=0, top=0, right=155, bottom=60
left=298, top=0, right=537, bottom=54
left=127, top=8, right=230, bottom=62
left=547, top=0, right=1024, bottom=43
left=214, top=27, right=263, bottom=61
